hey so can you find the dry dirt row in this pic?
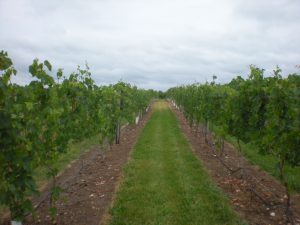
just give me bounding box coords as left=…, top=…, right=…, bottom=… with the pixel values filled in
left=170, top=103, right=300, bottom=225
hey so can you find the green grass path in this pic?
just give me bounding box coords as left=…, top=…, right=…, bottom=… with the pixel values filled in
left=109, top=101, right=244, bottom=225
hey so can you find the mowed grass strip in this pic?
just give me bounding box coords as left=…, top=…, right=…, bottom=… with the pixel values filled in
left=109, top=101, right=244, bottom=225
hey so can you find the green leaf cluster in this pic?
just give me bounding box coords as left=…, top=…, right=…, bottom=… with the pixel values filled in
left=0, top=51, right=157, bottom=221
left=167, top=66, right=300, bottom=171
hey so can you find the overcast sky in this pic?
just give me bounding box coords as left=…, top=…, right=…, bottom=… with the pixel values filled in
left=0, top=0, right=299, bottom=90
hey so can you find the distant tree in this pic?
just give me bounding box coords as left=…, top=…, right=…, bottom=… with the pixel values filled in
left=158, top=91, right=166, bottom=99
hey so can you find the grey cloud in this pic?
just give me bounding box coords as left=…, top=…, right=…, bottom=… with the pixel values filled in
left=1, top=0, right=300, bottom=91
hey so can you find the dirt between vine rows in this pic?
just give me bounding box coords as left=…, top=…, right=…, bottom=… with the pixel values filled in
left=171, top=104, right=300, bottom=225
left=1, top=106, right=152, bottom=225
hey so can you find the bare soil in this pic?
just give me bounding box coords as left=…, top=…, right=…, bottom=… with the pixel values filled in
left=171, top=103, right=300, bottom=225
left=1, top=106, right=152, bottom=225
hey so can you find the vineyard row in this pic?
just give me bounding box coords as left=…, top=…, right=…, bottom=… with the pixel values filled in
left=0, top=51, right=157, bottom=223
left=166, top=66, right=299, bottom=223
